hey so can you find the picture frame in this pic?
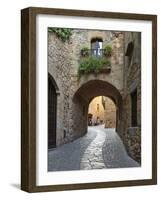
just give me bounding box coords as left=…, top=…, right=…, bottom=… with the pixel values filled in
left=21, top=7, right=157, bottom=192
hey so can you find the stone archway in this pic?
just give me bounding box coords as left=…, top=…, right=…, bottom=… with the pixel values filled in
left=72, top=80, right=123, bottom=138
left=48, top=73, right=59, bottom=149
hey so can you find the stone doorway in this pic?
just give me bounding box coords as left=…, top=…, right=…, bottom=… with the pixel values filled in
left=48, top=74, right=57, bottom=149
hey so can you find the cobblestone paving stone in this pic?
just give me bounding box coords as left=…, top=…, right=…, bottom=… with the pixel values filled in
left=101, top=127, right=140, bottom=168
left=48, top=125, right=140, bottom=171
left=80, top=126, right=106, bottom=170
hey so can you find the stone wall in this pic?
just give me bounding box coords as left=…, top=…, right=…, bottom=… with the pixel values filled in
left=48, top=28, right=141, bottom=165
left=77, top=31, right=124, bottom=92
left=48, top=32, right=73, bottom=145
left=104, top=97, right=116, bottom=128
left=122, top=32, right=141, bottom=163
left=48, top=29, right=125, bottom=146
left=88, top=96, right=105, bottom=124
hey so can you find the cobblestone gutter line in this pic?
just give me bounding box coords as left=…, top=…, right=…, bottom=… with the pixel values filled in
left=80, top=126, right=106, bottom=170
left=48, top=125, right=140, bottom=172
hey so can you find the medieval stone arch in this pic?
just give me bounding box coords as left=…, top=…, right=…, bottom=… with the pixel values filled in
left=72, top=80, right=123, bottom=138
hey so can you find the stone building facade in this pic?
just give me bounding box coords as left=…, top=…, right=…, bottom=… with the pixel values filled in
left=88, top=96, right=116, bottom=128
left=88, top=96, right=105, bottom=125
left=103, top=97, right=116, bottom=128
left=48, top=28, right=141, bottom=163
left=122, top=32, right=141, bottom=163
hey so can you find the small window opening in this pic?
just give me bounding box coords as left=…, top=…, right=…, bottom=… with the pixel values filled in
left=91, top=38, right=103, bottom=57
left=125, top=41, right=134, bottom=66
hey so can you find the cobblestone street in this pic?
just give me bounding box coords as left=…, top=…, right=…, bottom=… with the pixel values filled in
left=48, top=125, right=140, bottom=171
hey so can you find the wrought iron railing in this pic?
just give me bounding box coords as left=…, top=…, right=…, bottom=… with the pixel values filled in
left=81, top=48, right=106, bottom=57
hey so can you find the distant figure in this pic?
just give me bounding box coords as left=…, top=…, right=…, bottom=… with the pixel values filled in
left=89, top=118, right=92, bottom=126
left=94, top=117, right=100, bottom=126
left=88, top=113, right=93, bottom=126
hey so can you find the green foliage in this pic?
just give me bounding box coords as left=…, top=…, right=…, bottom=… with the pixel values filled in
left=104, top=45, right=112, bottom=57
left=81, top=47, right=89, bottom=51
left=48, top=28, right=72, bottom=42
left=79, top=56, right=111, bottom=74
left=81, top=47, right=90, bottom=57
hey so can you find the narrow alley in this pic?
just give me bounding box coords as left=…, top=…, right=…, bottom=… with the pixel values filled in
left=48, top=125, right=140, bottom=171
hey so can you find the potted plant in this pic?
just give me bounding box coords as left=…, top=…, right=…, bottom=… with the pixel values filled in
left=79, top=57, right=111, bottom=74
left=104, top=45, right=112, bottom=57
left=81, top=47, right=90, bottom=57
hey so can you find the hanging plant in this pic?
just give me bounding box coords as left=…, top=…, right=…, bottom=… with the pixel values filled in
left=48, top=28, right=72, bottom=42
left=79, top=56, right=111, bottom=74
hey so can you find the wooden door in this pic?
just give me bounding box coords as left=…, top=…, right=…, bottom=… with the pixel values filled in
left=48, top=78, right=57, bottom=149
left=131, top=89, right=137, bottom=127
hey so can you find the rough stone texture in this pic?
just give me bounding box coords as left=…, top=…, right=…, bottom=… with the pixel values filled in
left=48, top=33, right=73, bottom=145
left=122, top=32, right=141, bottom=163
left=103, top=97, right=116, bottom=128
left=48, top=29, right=141, bottom=164
left=126, top=127, right=141, bottom=163
left=48, top=29, right=125, bottom=146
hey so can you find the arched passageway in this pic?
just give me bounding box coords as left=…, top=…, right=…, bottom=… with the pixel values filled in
left=88, top=96, right=116, bottom=128
left=48, top=73, right=59, bottom=149
left=74, top=80, right=122, bottom=104
left=48, top=80, right=140, bottom=171
left=73, top=80, right=122, bottom=137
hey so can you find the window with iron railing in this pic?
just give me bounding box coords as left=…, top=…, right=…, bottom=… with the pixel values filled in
left=91, top=38, right=103, bottom=57
left=79, top=38, right=112, bottom=74
left=81, top=38, right=112, bottom=58
left=81, top=49, right=107, bottom=57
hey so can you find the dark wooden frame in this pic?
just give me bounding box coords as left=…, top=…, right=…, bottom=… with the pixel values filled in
left=21, top=7, right=157, bottom=193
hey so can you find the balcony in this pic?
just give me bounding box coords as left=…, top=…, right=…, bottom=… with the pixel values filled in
left=81, top=48, right=111, bottom=57
left=79, top=47, right=112, bottom=75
